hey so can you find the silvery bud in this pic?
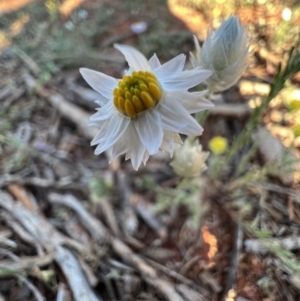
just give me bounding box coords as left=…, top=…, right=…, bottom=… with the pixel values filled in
left=190, top=16, right=250, bottom=92
left=170, top=139, right=209, bottom=178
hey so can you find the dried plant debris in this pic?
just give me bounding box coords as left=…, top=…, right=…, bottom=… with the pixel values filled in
left=1, top=0, right=300, bottom=300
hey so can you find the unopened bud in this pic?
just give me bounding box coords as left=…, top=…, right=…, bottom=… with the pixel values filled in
left=191, top=16, right=250, bottom=92
left=170, top=140, right=209, bottom=177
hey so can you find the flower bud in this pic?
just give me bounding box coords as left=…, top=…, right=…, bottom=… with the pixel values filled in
left=170, top=139, right=209, bottom=177
left=190, top=16, right=250, bottom=92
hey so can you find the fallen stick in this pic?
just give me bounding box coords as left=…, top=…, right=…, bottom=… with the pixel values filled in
left=116, top=171, right=138, bottom=235
left=0, top=252, right=54, bottom=277
left=0, top=247, right=47, bottom=301
left=1, top=211, right=44, bottom=255
left=18, top=275, right=46, bottom=301
left=222, top=221, right=243, bottom=298
left=0, top=174, right=85, bottom=190
left=48, top=193, right=108, bottom=243
left=0, top=190, right=101, bottom=301
left=245, top=236, right=300, bottom=254
left=209, top=103, right=251, bottom=118
left=48, top=192, right=186, bottom=301
left=56, top=283, right=70, bottom=301
left=55, top=246, right=102, bottom=301
left=112, top=238, right=184, bottom=301
left=23, top=72, right=98, bottom=141
left=145, top=258, right=209, bottom=297
left=0, top=191, right=84, bottom=253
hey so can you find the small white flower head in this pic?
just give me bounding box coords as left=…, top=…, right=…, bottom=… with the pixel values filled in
left=80, top=44, right=213, bottom=170
left=170, top=139, right=209, bottom=177
left=191, top=15, right=250, bottom=92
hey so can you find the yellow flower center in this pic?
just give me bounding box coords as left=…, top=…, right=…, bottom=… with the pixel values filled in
left=113, top=71, right=162, bottom=118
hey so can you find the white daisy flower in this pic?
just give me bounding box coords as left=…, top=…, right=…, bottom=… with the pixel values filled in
left=80, top=44, right=213, bottom=170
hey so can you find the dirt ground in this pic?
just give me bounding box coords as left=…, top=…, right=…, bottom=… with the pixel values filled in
left=0, top=0, right=300, bottom=300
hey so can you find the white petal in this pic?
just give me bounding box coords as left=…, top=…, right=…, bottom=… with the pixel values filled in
left=143, top=151, right=150, bottom=165
left=160, top=68, right=212, bottom=91
left=190, top=35, right=202, bottom=67
left=106, top=133, right=130, bottom=162
left=173, top=132, right=183, bottom=145
left=160, top=96, right=203, bottom=136
left=166, top=90, right=214, bottom=114
left=135, top=110, right=163, bottom=155
left=90, top=120, right=108, bottom=144
left=80, top=68, right=117, bottom=99
left=90, top=101, right=114, bottom=122
left=125, top=123, right=146, bottom=170
left=93, top=113, right=130, bottom=154
left=125, top=151, right=132, bottom=161
left=154, top=54, right=185, bottom=79
left=149, top=53, right=161, bottom=70
left=95, top=95, right=110, bottom=107
left=193, top=35, right=201, bottom=60
left=160, top=130, right=174, bottom=154
left=114, top=44, right=151, bottom=71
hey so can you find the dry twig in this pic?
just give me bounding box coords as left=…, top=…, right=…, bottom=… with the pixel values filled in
left=55, top=246, right=102, bottom=301
left=48, top=192, right=186, bottom=301
left=245, top=236, right=300, bottom=254
left=23, top=72, right=98, bottom=141
left=0, top=190, right=102, bottom=301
